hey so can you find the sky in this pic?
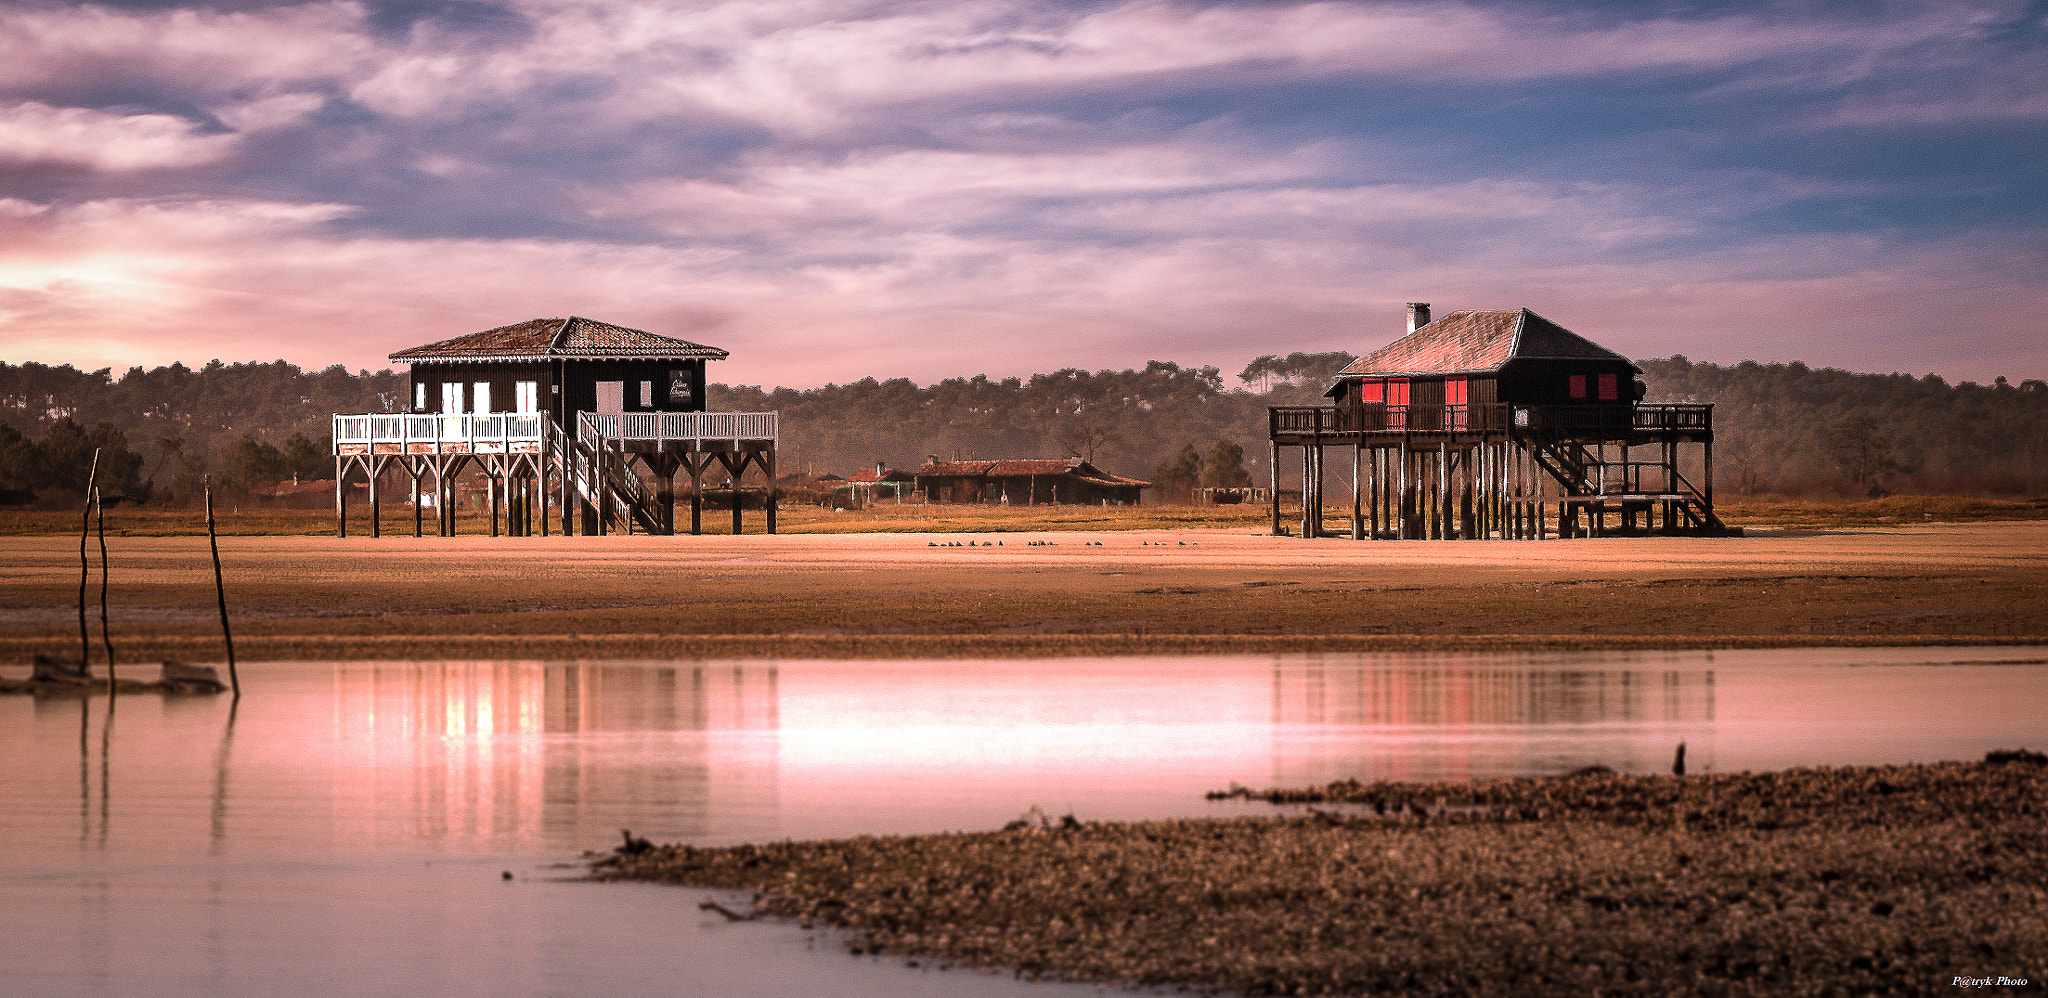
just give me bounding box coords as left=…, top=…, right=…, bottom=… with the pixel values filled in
left=1, top=0, right=2044, bottom=389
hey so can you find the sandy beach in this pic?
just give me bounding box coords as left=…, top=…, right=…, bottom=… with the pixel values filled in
left=1, top=520, right=2043, bottom=664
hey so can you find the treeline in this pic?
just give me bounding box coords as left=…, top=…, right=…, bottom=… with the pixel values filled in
left=708, top=359, right=1329, bottom=498
left=1639, top=358, right=2048, bottom=495
left=0, top=359, right=401, bottom=503
left=1, top=353, right=2042, bottom=504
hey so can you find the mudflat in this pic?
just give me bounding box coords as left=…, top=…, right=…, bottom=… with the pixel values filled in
left=1, top=520, right=2043, bottom=662
left=599, top=755, right=2048, bottom=996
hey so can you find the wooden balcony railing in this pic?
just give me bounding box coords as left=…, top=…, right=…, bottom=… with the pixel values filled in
left=576, top=411, right=779, bottom=448
left=334, top=412, right=547, bottom=454
left=1269, top=403, right=1712, bottom=438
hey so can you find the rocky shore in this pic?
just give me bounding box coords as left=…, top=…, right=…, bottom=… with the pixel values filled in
left=596, top=753, right=2047, bottom=996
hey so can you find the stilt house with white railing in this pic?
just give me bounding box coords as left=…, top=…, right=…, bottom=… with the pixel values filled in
left=332, top=316, right=779, bottom=537
left=1268, top=303, right=1732, bottom=540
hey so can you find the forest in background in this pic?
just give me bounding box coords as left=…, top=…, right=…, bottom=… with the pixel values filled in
left=1, top=352, right=2042, bottom=503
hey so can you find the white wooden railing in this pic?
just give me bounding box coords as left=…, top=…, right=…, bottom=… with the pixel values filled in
left=576, top=411, right=779, bottom=448
left=333, top=412, right=547, bottom=450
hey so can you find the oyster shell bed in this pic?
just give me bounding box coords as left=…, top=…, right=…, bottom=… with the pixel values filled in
left=597, top=753, right=2047, bottom=996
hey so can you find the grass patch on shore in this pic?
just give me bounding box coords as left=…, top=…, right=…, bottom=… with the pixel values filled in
left=1717, top=495, right=2048, bottom=530
left=598, top=754, right=2048, bottom=996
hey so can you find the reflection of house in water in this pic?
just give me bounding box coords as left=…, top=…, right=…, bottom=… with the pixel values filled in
left=329, top=663, right=778, bottom=848
left=1270, top=655, right=1716, bottom=786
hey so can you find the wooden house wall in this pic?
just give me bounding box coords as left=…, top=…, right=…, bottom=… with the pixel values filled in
left=556, top=360, right=710, bottom=417
left=408, top=361, right=554, bottom=415
left=409, top=358, right=711, bottom=423
left=919, top=473, right=1141, bottom=505
left=1336, top=362, right=1642, bottom=410
left=1496, top=358, right=1640, bottom=406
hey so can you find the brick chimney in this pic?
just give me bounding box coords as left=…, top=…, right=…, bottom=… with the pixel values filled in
left=1406, top=302, right=1431, bottom=334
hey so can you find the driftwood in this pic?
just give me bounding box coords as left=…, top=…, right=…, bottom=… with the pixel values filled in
left=159, top=660, right=229, bottom=693
left=4, top=655, right=227, bottom=695
left=698, top=898, right=761, bottom=921
left=32, top=652, right=90, bottom=683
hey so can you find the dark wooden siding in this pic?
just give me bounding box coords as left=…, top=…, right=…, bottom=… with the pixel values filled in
left=410, top=358, right=709, bottom=421
left=1497, top=358, right=1638, bottom=406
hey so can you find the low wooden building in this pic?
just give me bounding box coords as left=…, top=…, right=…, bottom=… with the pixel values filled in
left=1271, top=303, right=1729, bottom=539
left=842, top=465, right=917, bottom=503
left=914, top=458, right=1147, bottom=505
left=333, top=316, right=779, bottom=537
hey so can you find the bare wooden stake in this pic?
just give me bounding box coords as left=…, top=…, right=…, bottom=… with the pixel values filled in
left=96, top=487, right=115, bottom=693
left=205, top=475, right=241, bottom=699
left=78, top=448, right=100, bottom=674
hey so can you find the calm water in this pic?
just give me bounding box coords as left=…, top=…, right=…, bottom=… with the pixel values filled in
left=2, top=648, right=2044, bottom=997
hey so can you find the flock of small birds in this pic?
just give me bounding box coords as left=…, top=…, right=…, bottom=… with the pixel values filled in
left=594, top=751, right=2048, bottom=996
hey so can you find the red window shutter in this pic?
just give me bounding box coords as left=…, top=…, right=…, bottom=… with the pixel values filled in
left=1598, top=373, right=1619, bottom=400
left=1360, top=379, right=1383, bottom=404
left=1569, top=375, right=1587, bottom=399
left=1388, top=379, right=1410, bottom=406
left=1445, top=378, right=1467, bottom=405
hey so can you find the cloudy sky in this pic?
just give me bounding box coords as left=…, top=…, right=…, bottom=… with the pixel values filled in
left=2, top=0, right=2044, bottom=388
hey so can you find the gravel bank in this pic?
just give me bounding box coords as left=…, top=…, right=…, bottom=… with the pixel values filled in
left=597, top=754, right=2048, bottom=996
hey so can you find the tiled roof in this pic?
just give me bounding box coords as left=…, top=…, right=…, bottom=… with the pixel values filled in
left=390, top=317, right=729, bottom=362
left=1336, top=309, right=1632, bottom=378
left=914, top=458, right=1149, bottom=487
left=845, top=467, right=915, bottom=483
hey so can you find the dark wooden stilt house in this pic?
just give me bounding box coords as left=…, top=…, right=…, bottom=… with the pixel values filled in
left=332, top=316, right=780, bottom=537
left=1270, top=303, right=1731, bottom=539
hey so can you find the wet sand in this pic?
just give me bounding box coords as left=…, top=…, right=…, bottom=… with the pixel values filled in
left=0, top=521, right=2043, bottom=663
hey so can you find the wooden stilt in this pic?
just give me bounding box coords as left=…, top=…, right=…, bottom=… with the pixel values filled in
left=1269, top=441, right=1282, bottom=536
left=1299, top=444, right=1313, bottom=539
left=690, top=454, right=706, bottom=535
left=765, top=448, right=778, bottom=535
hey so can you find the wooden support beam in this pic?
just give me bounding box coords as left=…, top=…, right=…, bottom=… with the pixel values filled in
left=1269, top=440, right=1282, bottom=536
left=765, top=447, right=778, bottom=535
left=1350, top=444, right=1363, bottom=541
left=688, top=452, right=710, bottom=536
left=1298, top=444, right=1312, bottom=539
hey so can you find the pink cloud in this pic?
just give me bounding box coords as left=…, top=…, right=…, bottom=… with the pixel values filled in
left=0, top=102, right=237, bottom=170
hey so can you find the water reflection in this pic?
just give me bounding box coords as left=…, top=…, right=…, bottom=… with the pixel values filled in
left=320, top=662, right=781, bottom=848
left=1270, top=655, right=1715, bottom=784
left=3, top=650, right=2045, bottom=998
left=13, top=650, right=2048, bottom=862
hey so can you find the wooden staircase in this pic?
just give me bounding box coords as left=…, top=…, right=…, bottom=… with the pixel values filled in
left=1526, top=433, right=1727, bottom=536
left=552, top=419, right=666, bottom=534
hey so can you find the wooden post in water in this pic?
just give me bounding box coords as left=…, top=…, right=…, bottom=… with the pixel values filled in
left=204, top=476, right=240, bottom=699
left=78, top=448, right=99, bottom=674
left=96, top=488, right=114, bottom=692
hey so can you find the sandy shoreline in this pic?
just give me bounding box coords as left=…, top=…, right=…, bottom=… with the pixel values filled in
left=1, top=521, right=2043, bottom=663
